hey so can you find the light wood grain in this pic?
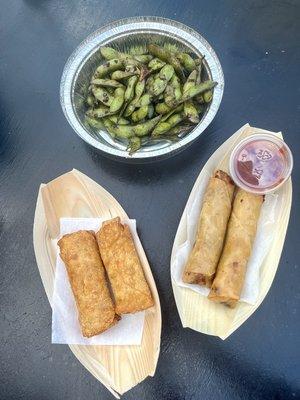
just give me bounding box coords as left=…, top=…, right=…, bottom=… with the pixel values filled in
left=33, top=169, right=161, bottom=397
left=171, top=124, right=292, bottom=339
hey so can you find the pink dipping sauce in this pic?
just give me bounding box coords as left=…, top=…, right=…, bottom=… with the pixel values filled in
left=229, top=134, right=293, bottom=194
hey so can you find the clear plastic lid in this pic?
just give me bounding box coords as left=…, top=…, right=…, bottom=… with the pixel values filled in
left=229, top=134, right=293, bottom=194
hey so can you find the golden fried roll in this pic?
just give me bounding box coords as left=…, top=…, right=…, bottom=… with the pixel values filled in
left=208, top=189, right=263, bottom=308
left=182, top=170, right=235, bottom=287
left=58, top=230, right=118, bottom=338
left=96, top=217, right=154, bottom=314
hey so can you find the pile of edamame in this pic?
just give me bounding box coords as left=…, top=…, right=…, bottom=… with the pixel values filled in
left=85, top=43, right=217, bottom=154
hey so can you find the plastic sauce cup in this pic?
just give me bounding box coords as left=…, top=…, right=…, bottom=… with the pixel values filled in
left=229, top=134, right=293, bottom=194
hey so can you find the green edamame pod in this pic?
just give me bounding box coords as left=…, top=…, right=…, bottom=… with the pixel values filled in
left=103, top=115, right=161, bottom=139
left=148, top=57, right=166, bottom=72
left=136, top=93, right=152, bottom=107
left=92, top=86, right=114, bottom=106
left=94, top=59, right=123, bottom=78
left=195, top=56, right=205, bottom=102
left=164, top=84, right=176, bottom=108
left=167, top=124, right=194, bottom=136
left=134, top=55, right=153, bottom=63
left=149, top=64, right=174, bottom=97
left=183, top=70, right=198, bottom=93
left=124, top=79, right=146, bottom=117
left=103, top=118, right=133, bottom=138
left=147, top=44, right=185, bottom=81
left=161, top=104, right=183, bottom=122
left=125, top=75, right=138, bottom=103
left=195, top=56, right=205, bottom=84
left=203, top=90, right=213, bottom=103
left=127, top=137, right=141, bottom=155
left=146, top=75, right=155, bottom=91
left=100, top=46, right=121, bottom=60
left=135, top=79, right=146, bottom=98
left=111, top=70, right=136, bottom=80
left=91, top=78, right=125, bottom=88
left=109, top=115, right=130, bottom=125
left=184, top=100, right=200, bottom=124
left=100, top=47, right=141, bottom=66
left=109, top=87, right=125, bottom=113
left=181, top=81, right=217, bottom=102
left=152, top=113, right=184, bottom=136
left=86, top=94, right=96, bottom=107
left=131, top=105, right=149, bottom=122
left=86, top=105, right=112, bottom=118
left=176, top=52, right=196, bottom=72
left=134, top=115, right=162, bottom=137
left=171, top=74, right=182, bottom=101
left=155, top=102, right=172, bottom=114
left=85, top=116, right=105, bottom=130
left=147, top=104, right=154, bottom=119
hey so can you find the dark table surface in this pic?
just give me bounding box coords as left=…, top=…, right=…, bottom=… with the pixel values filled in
left=1, top=1, right=300, bottom=399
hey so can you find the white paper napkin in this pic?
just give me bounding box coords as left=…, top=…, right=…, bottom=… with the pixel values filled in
left=52, top=218, right=145, bottom=345
left=171, top=170, right=279, bottom=305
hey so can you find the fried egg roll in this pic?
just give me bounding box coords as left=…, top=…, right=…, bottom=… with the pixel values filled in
left=58, top=230, right=118, bottom=338
left=96, top=217, right=154, bottom=314
left=182, top=170, right=235, bottom=287
left=208, top=189, right=263, bottom=307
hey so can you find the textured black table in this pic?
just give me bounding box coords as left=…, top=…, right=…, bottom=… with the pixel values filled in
left=1, top=1, right=299, bottom=399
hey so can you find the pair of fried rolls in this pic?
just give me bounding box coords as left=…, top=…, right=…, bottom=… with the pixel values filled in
left=182, top=170, right=235, bottom=287
left=58, top=218, right=153, bottom=337
left=208, top=189, right=263, bottom=307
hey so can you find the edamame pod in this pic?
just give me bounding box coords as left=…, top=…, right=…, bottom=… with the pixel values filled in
left=134, top=55, right=153, bottom=63
left=203, top=90, right=213, bottom=103
left=131, top=105, right=148, bottom=122
left=94, top=59, right=123, bottom=78
left=155, top=102, right=172, bottom=114
left=167, top=124, right=194, bottom=136
left=152, top=113, right=184, bottom=136
left=86, top=94, right=97, bottom=107
left=85, top=116, right=105, bottom=130
left=124, top=79, right=146, bottom=117
left=92, top=86, right=114, bottom=106
left=125, top=75, right=138, bottom=103
left=127, top=137, right=141, bottom=155
left=91, top=78, right=125, bottom=88
left=147, top=44, right=185, bottom=81
left=149, top=64, right=174, bottom=97
left=183, top=70, right=198, bottom=93
left=181, top=81, right=217, bottom=102
left=111, top=70, right=136, bottom=80
left=184, top=100, right=200, bottom=124
left=134, top=115, right=162, bottom=137
left=147, top=104, right=154, bottom=119
left=109, top=115, right=130, bottom=125
left=136, top=93, right=152, bottom=107
left=109, top=87, right=125, bottom=113
left=103, top=115, right=161, bottom=139
left=161, top=104, right=183, bottom=122
left=86, top=106, right=112, bottom=118
left=148, top=57, right=166, bottom=72
left=176, top=52, right=196, bottom=72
